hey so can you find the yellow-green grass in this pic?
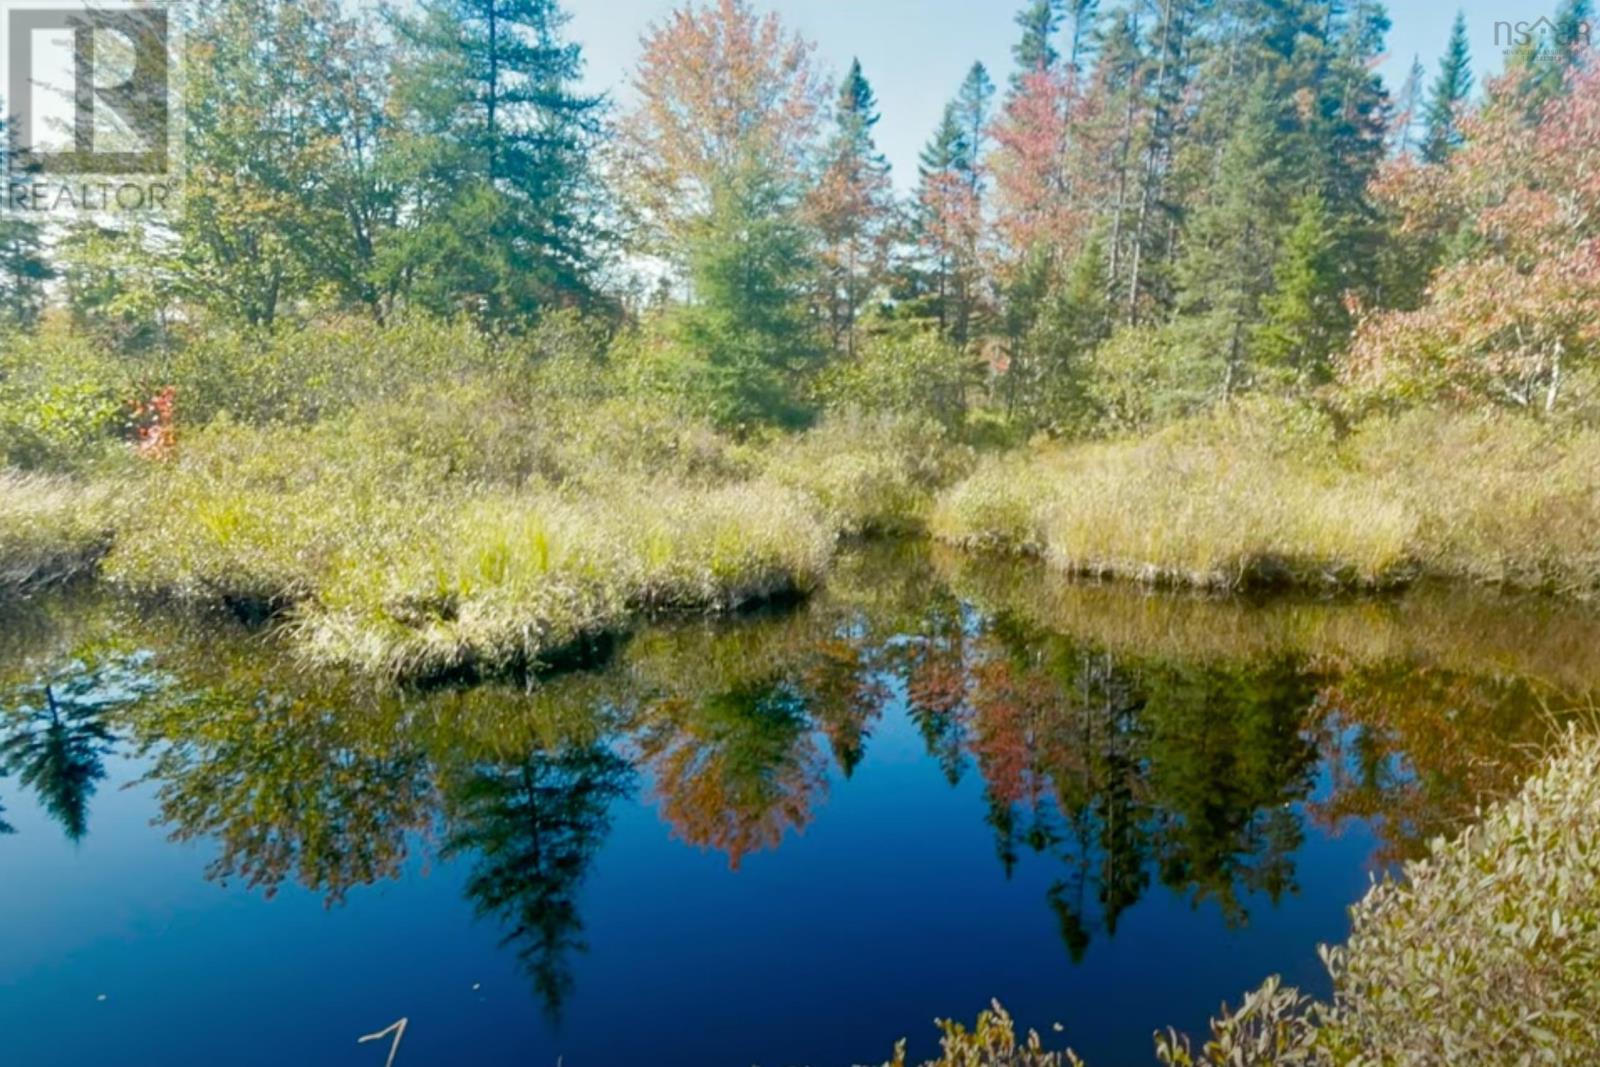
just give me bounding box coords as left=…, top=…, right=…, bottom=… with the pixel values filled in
left=0, top=472, right=114, bottom=593
left=101, top=412, right=845, bottom=680
left=934, top=405, right=1600, bottom=595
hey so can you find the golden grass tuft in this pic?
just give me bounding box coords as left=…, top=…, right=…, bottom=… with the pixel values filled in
left=934, top=405, right=1600, bottom=595
left=0, top=471, right=114, bottom=593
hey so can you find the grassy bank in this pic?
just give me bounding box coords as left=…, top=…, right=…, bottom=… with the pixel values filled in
left=0, top=473, right=115, bottom=594
left=933, top=404, right=1600, bottom=595
left=886, top=727, right=1600, bottom=1065
left=82, top=388, right=957, bottom=680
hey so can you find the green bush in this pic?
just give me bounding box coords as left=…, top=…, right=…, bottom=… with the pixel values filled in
left=814, top=323, right=981, bottom=430
left=157, top=313, right=502, bottom=426
left=0, top=324, right=134, bottom=470
left=764, top=414, right=974, bottom=535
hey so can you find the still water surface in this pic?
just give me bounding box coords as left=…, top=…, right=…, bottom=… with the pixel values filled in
left=1, top=544, right=1594, bottom=1066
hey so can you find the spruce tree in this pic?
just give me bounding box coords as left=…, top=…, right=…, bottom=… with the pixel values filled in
left=813, top=59, right=893, bottom=356
left=392, top=0, right=602, bottom=327
left=1421, top=13, right=1473, bottom=164
left=954, top=63, right=996, bottom=191
left=1013, top=0, right=1063, bottom=77
left=1256, top=190, right=1347, bottom=383
left=1175, top=76, right=1287, bottom=395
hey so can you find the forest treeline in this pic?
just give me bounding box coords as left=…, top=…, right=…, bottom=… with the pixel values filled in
left=2, top=0, right=1597, bottom=441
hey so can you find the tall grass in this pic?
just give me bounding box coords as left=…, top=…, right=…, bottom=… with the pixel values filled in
left=0, top=472, right=114, bottom=592
left=934, top=403, right=1600, bottom=594
left=100, top=396, right=917, bottom=680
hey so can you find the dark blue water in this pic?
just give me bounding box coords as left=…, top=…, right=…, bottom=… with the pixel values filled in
left=0, top=546, right=1586, bottom=1066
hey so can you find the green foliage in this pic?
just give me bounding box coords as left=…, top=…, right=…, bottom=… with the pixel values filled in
left=1083, top=320, right=1226, bottom=433
left=763, top=414, right=974, bottom=535
left=1420, top=13, right=1473, bottom=164
left=1255, top=192, right=1349, bottom=384
left=0, top=325, right=134, bottom=470
left=386, top=0, right=603, bottom=327
left=157, top=314, right=502, bottom=426
left=1174, top=77, right=1289, bottom=395
left=670, top=166, right=820, bottom=429
left=814, top=321, right=981, bottom=429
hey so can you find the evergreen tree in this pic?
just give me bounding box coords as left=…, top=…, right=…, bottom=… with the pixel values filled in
left=1421, top=13, right=1473, bottom=164
left=1014, top=0, right=1064, bottom=77
left=1063, top=0, right=1101, bottom=72
left=909, top=104, right=971, bottom=331
left=954, top=62, right=997, bottom=191
left=677, top=162, right=818, bottom=428
left=1256, top=190, right=1347, bottom=382
left=0, top=218, right=51, bottom=331
left=392, top=0, right=603, bottom=327
left=1030, top=234, right=1111, bottom=427
left=811, top=59, right=894, bottom=356
left=1175, top=76, right=1288, bottom=395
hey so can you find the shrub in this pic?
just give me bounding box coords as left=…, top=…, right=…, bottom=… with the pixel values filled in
left=157, top=313, right=501, bottom=426
left=764, top=414, right=974, bottom=535
left=814, top=323, right=981, bottom=430
left=0, top=324, right=134, bottom=470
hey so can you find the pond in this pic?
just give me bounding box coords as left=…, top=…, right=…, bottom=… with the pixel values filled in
left=2, top=542, right=1596, bottom=1067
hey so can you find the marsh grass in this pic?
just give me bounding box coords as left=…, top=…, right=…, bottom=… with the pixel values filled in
left=0, top=473, right=115, bottom=593
left=98, top=398, right=927, bottom=681
left=934, top=404, right=1600, bottom=595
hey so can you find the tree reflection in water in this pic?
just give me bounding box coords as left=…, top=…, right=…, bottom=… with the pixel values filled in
left=0, top=650, right=160, bottom=842
left=2, top=542, right=1594, bottom=1007
left=442, top=742, right=634, bottom=1017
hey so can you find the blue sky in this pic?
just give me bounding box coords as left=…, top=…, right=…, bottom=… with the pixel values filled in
left=566, top=0, right=1536, bottom=191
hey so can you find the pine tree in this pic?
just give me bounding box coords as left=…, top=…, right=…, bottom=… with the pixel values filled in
left=1255, top=190, right=1347, bottom=382
left=954, top=62, right=997, bottom=192
left=1421, top=13, right=1473, bottom=164
left=811, top=59, right=894, bottom=356
left=392, top=0, right=602, bottom=326
left=1175, top=76, right=1288, bottom=395
left=1013, top=0, right=1063, bottom=77
left=1063, top=0, right=1100, bottom=72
